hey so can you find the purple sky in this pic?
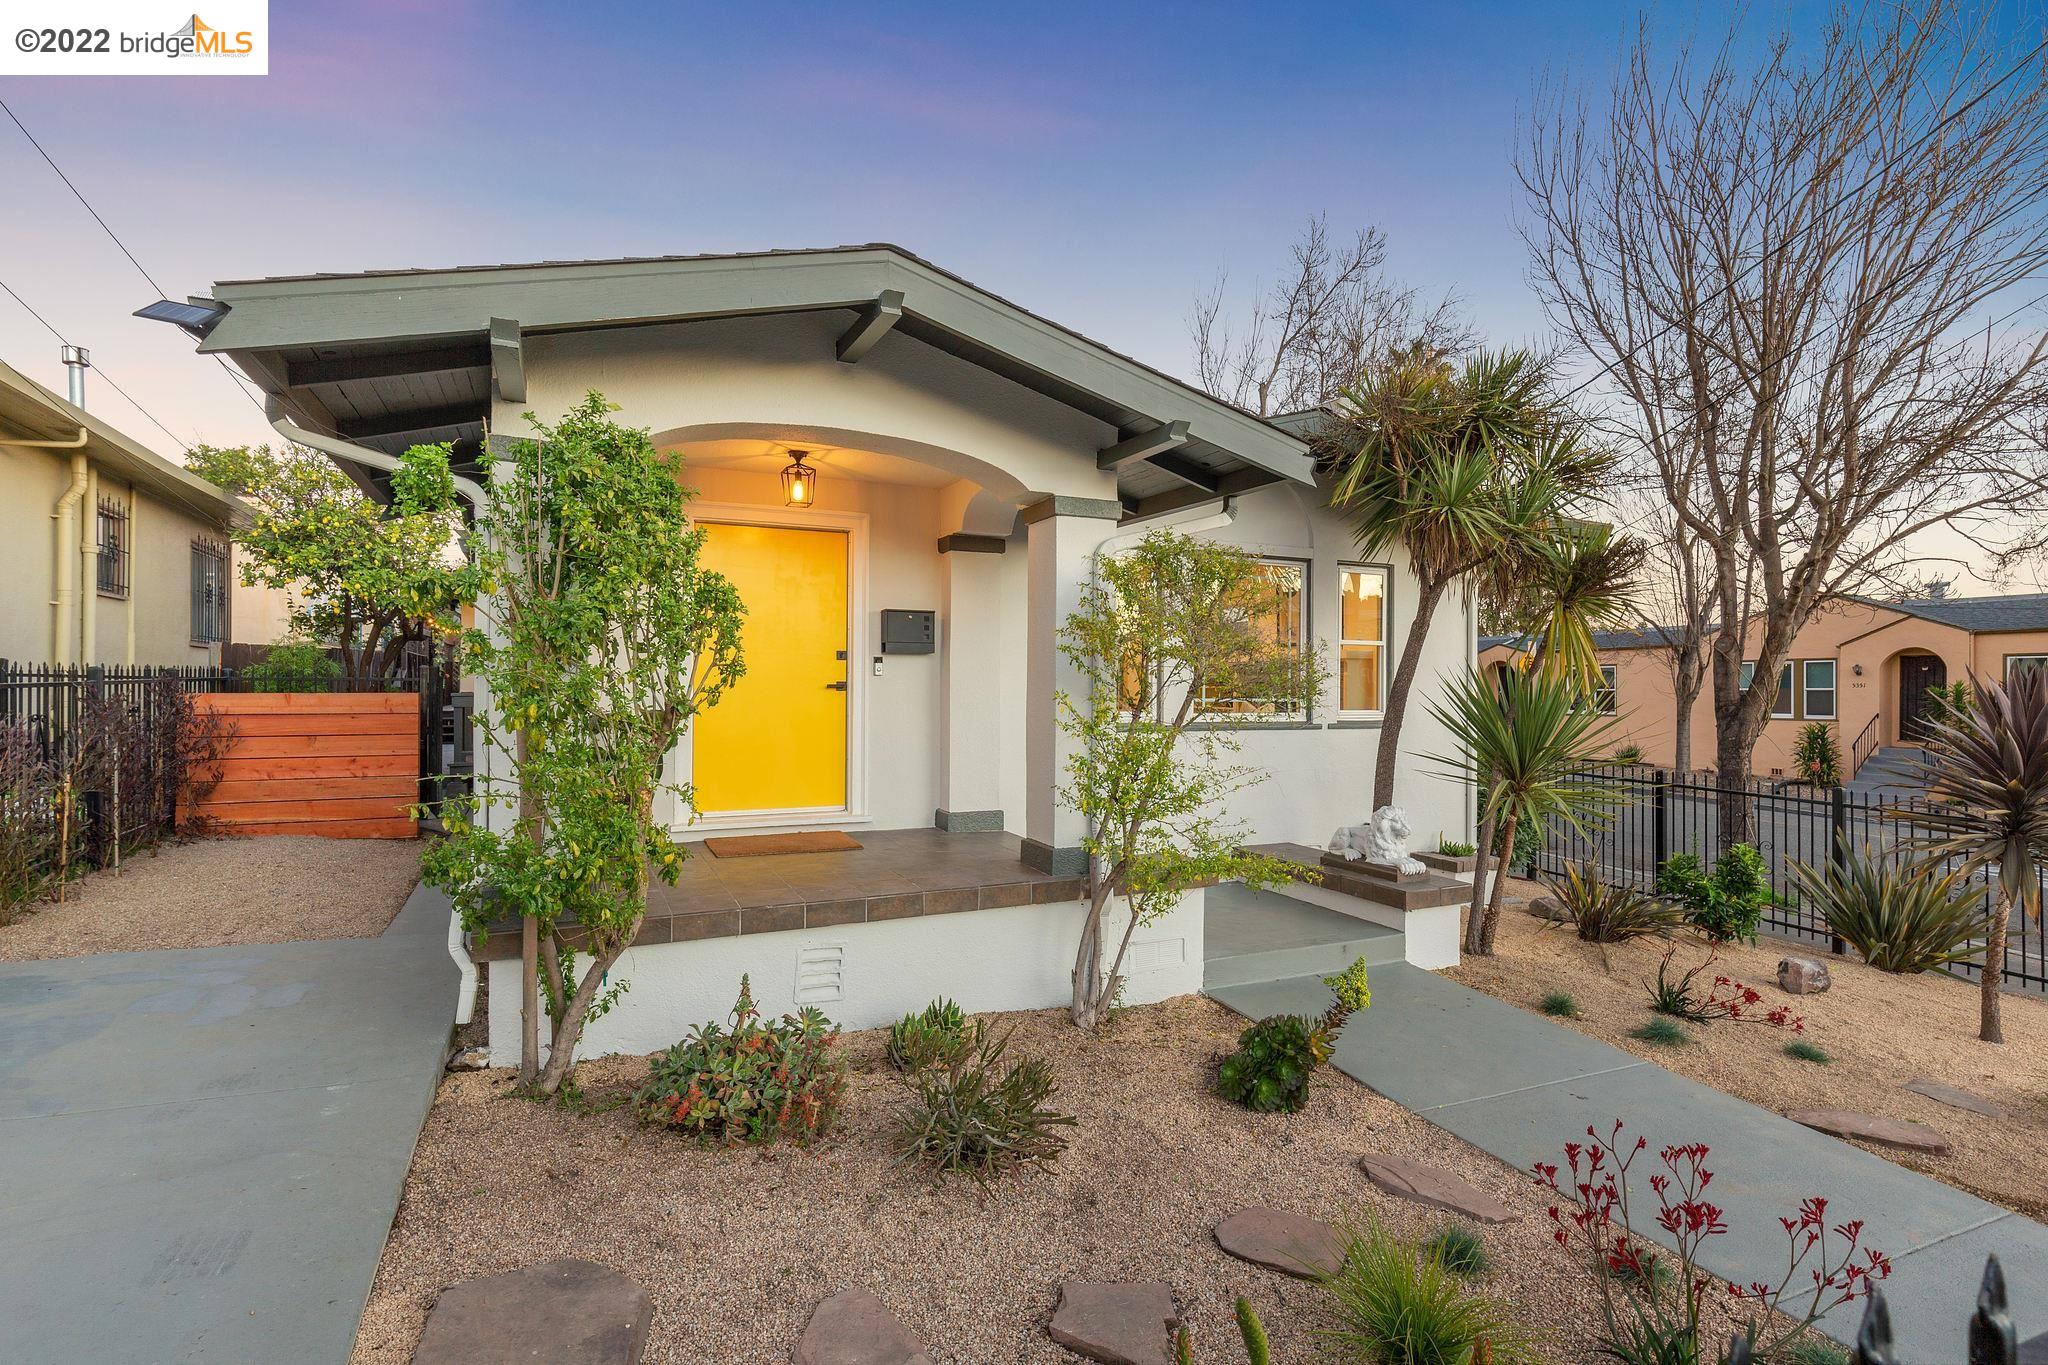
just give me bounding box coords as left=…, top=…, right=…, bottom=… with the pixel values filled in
left=0, top=0, right=2035, bottom=550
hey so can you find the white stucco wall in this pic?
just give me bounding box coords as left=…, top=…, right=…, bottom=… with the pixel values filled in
left=487, top=890, right=1204, bottom=1064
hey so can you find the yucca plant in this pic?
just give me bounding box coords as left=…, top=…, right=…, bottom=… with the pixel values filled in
left=1543, top=861, right=1686, bottom=944
left=1426, top=666, right=1620, bottom=955
left=1788, top=840, right=1985, bottom=975
left=1910, top=669, right=2048, bottom=1043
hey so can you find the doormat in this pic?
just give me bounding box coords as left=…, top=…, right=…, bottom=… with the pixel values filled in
left=703, top=831, right=863, bottom=858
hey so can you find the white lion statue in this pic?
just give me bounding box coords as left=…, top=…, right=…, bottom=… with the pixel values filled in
left=1329, top=805, right=1426, bottom=875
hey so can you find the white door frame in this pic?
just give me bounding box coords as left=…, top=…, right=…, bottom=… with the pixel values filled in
left=671, top=501, right=870, bottom=834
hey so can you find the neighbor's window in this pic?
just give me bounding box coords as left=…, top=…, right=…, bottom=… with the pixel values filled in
left=2007, top=655, right=2048, bottom=683
left=190, top=537, right=229, bottom=644
left=1802, top=659, right=1837, bottom=719
left=96, top=495, right=129, bottom=599
left=1196, top=558, right=1306, bottom=717
left=1338, top=565, right=1388, bottom=715
left=1739, top=660, right=1795, bottom=718
left=1594, top=664, right=1618, bottom=714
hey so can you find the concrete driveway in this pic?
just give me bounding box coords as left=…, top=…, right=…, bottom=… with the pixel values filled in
left=0, top=883, right=457, bottom=1364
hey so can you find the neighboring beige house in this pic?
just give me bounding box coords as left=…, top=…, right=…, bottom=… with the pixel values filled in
left=1480, top=593, right=2048, bottom=778
left=0, top=354, right=245, bottom=668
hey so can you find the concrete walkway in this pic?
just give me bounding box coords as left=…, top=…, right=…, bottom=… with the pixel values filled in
left=1210, top=961, right=2048, bottom=1361
left=0, top=882, right=458, bottom=1364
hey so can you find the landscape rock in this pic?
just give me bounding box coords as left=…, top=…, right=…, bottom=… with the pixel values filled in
left=446, top=1046, right=490, bottom=1071
left=411, top=1258, right=652, bottom=1364
left=1213, top=1207, right=1347, bottom=1278
left=795, top=1289, right=933, bottom=1365
left=1777, top=956, right=1832, bottom=995
left=1048, top=1281, right=1177, bottom=1365
left=1526, top=897, right=1571, bottom=923
left=1904, top=1079, right=2011, bottom=1120
left=1357, top=1154, right=1521, bottom=1224
left=1785, top=1108, right=1951, bottom=1154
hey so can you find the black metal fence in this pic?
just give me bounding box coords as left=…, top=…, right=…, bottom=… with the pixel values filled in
left=1529, top=765, right=2047, bottom=993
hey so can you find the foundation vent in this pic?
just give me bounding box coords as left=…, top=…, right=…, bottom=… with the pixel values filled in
left=794, top=944, right=846, bottom=1004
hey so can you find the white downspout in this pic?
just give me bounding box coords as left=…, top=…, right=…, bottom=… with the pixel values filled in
left=266, top=396, right=489, bottom=1024
left=51, top=450, right=88, bottom=664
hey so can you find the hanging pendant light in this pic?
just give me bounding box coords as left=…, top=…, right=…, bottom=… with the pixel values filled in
left=780, top=449, right=817, bottom=507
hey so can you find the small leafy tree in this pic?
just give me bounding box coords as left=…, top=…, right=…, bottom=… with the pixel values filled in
left=1912, top=669, right=2048, bottom=1044
left=1058, top=531, right=1317, bottom=1029
left=1427, top=667, right=1618, bottom=956
left=185, top=442, right=470, bottom=684
left=422, top=394, right=745, bottom=1093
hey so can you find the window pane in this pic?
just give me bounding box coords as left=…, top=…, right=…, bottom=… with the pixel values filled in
left=1803, top=660, right=1836, bottom=717
left=1340, top=643, right=1382, bottom=712
left=1341, top=568, right=1384, bottom=643
left=1197, top=560, right=1304, bottom=716
left=1739, top=661, right=1756, bottom=690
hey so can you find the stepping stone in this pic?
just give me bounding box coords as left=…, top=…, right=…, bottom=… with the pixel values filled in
left=1357, top=1154, right=1521, bottom=1224
left=1905, top=1078, right=2012, bottom=1120
left=1785, top=1108, right=1951, bottom=1154
left=796, top=1289, right=933, bottom=1365
left=1048, top=1281, right=1177, bottom=1365
left=412, top=1258, right=652, bottom=1364
left=1213, top=1206, right=1346, bottom=1278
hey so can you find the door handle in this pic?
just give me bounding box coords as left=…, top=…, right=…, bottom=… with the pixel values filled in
left=825, top=681, right=848, bottom=691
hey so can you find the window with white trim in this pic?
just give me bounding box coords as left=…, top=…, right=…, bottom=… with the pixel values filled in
left=1739, top=660, right=1795, bottom=718
left=1594, top=664, right=1618, bottom=714
left=1801, top=659, right=1837, bottom=719
left=1194, top=558, right=1306, bottom=717
left=1337, top=565, right=1387, bottom=715
left=2007, top=655, right=2048, bottom=683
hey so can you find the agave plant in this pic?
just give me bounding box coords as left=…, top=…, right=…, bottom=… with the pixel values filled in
left=1910, top=669, right=2048, bottom=1043
left=1426, top=666, right=1620, bottom=955
left=1788, top=840, right=1986, bottom=975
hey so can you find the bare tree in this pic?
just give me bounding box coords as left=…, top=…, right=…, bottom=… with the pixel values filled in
left=1615, top=473, right=1722, bottom=773
left=1190, top=214, right=1471, bottom=415
left=1520, top=2, right=2048, bottom=840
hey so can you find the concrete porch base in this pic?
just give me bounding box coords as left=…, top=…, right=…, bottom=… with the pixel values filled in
left=1246, top=842, right=1463, bottom=969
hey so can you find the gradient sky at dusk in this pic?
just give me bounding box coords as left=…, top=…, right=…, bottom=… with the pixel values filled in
left=1, top=0, right=2039, bottom=586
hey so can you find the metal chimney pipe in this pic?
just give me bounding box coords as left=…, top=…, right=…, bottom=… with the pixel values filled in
left=60, top=344, right=89, bottom=408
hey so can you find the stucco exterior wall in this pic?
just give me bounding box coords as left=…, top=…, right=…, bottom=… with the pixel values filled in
left=0, top=444, right=224, bottom=666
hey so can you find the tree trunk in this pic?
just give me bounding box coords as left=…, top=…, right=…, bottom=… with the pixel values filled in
left=515, top=730, right=541, bottom=1087
left=1070, top=882, right=1110, bottom=1029
left=1981, top=888, right=2009, bottom=1045
left=1373, top=578, right=1447, bottom=810
left=536, top=937, right=631, bottom=1094
left=1463, top=810, right=1498, bottom=956
left=1473, top=809, right=1519, bottom=955
left=1712, top=722, right=1756, bottom=850
left=1671, top=648, right=1704, bottom=774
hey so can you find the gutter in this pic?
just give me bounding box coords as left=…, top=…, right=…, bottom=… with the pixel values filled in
left=266, top=396, right=486, bottom=1021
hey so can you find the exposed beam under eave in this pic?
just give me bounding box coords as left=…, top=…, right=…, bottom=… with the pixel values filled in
left=1120, top=468, right=1283, bottom=523
left=337, top=402, right=488, bottom=440
left=836, top=289, right=905, bottom=363
left=285, top=343, right=489, bottom=388
left=1097, top=419, right=1190, bottom=470
left=1145, top=450, right=1222, bottom=493
left=490, top=317, right=525, bottom=402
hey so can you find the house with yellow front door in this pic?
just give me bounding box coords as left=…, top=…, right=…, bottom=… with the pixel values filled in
left=179, top=245, right=1478, bottom=1060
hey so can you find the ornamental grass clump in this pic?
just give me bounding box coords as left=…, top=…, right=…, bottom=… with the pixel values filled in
left=1540, top=990, right=1580, bottom=1018
left=1543, top=861, right=1687, bottom=944
left=885, top=997, right=969, bottom=1071
left=893, top=1021, right=1074, bottom=1184
left=635, top=975, right=845, bottom=1145
left=1789, top=840, right=1985, bottom=974
left=1318, top=1216, right=1532, bottom=1363
left=1217, top=957, right=1371, bottom=1113
left=1534, top=1121, right=1890, bottom=1365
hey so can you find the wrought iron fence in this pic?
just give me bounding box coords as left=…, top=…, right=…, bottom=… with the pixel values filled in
left=1726, top=1254, right=2036, bottom=1364
left=1527, top=764, right=2047, bottom=993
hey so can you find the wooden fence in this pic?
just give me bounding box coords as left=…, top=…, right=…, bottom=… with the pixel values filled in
left=186, top=692, right=418, bottom=838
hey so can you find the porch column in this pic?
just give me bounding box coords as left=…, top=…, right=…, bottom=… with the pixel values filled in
left=936, top=536, right=1006, bottom=831
left=1022, top=496, right=1123, bottom=874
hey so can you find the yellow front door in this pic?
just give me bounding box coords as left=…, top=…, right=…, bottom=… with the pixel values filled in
left=692, top=521, right=849, bottom=815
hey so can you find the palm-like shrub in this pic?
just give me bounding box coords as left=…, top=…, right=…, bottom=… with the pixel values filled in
left=1426, top=666, right=1620, bottom=955
left=1911, top=669, right=2048, bottom=1043
left=1789, top=842, right=1985, bottom=974
left=1543, top=861, right=1686, bottom=943
left=1792, top=722, right=1842, bottom=787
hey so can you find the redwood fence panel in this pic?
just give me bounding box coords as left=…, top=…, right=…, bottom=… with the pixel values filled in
left=186, top=692, right=420, bottom=839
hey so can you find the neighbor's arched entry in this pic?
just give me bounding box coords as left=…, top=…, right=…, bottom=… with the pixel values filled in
left=1897, top=653, right=1948, bottom=743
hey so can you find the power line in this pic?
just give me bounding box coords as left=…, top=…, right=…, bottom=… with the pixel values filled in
left=0, top=93, right=272, bottom=423
left=0, top=272, right=197, bottom=451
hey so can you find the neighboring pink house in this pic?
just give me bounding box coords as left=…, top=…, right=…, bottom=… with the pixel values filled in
left=1479, top=592, right=2048, bottom=778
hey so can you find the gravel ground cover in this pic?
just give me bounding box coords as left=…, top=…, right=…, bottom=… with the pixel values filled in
left=1448, top=877, right=2048, bottom=1219
left=0, top=835, right=422, bottom=961
left=354, top=993, right=1784, bottom=1365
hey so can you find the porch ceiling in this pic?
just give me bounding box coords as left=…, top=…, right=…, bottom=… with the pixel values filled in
left=179, top=245, right=1314, bottom=518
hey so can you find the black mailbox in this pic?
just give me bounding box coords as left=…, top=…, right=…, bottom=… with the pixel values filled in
left=880, top=609, right=935, bottom=654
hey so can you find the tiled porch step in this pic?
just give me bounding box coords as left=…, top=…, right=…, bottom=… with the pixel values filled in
left=1316, top=865, right=1468, bottom=911
left=1204, top=924, right=1406, bottom=990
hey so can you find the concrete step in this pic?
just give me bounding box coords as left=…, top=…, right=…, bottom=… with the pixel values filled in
left=1203, top=925, right=1407, bottom=990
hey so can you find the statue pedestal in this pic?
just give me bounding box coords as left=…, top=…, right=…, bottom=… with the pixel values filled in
left=1321, top=851, right=1426, bottom=883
